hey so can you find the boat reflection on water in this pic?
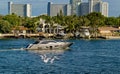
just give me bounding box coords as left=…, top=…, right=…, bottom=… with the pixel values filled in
left=30, top=49, right=65, bottom=64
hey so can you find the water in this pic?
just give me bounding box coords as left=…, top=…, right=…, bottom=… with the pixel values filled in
left=0, top=38, right=120, bottom=74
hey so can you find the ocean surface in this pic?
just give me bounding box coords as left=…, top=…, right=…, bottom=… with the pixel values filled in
left=0, top=38, right=120, bottom=74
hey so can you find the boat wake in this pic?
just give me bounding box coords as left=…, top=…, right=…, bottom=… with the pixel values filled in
left=0, top=48, right=24, bottom=52
left=29, top=49, right=64, bottom=64
left=40, top=54, right=59, bottom=64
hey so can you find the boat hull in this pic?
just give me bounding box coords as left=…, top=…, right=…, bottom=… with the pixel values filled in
left=26, top=42, right=73, bottom=50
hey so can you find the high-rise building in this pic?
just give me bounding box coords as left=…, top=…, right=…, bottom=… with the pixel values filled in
left=70, top=0, right=82, bottom=15
left=89, top=0, right=101, bottom=13
left=47, top=2, right=71, bottom=16
left=79, top=2, right=89, bottom=16
left=47, top=0, right=108, bottom=17
left=101, top=2, right=108, bottom=17
left=8, top=2, right=31, bottom=17
left=88, top=0, right=108, bottom=17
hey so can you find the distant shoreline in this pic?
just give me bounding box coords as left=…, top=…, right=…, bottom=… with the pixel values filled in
left=1, top=33, right=120, bottom=40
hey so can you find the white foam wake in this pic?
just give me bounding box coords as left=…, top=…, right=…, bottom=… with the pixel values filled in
left=0, top=48, right=24, bottom=52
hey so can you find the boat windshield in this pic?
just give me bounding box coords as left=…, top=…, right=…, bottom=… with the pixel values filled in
left=32, top=40, right=57, bottom=44
left=40, top=40, right=56, bottom=44
left=33, top=41, right=40, bottom=44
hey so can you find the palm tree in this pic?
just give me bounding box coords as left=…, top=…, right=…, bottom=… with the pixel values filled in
left=86, top=12, right=105, bottom=38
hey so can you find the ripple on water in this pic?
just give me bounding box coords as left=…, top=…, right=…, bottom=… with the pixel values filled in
left=0, top=39, right=120, bottom=74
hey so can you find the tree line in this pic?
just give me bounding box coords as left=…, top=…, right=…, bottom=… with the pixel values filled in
left=0, top=12, right=120, bottom=34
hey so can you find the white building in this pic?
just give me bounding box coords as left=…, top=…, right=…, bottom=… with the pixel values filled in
left=101, top=2, right=109, bottom=17
left=47, top=2, right=71, bottom=16
left=88, top=0, right=108, bottom=17
left=8, top=2, right=31, bottom=17
left=47, top=0, right=109, bottom=17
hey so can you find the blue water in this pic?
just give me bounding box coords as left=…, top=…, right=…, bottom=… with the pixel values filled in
left=0, top=38, right=120, bottom=74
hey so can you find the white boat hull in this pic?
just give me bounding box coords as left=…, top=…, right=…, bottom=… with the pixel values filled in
left=26, top=42, right=73, bottom=50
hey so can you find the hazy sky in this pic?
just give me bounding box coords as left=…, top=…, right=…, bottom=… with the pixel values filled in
left=0, top=0, right=120, bottom=17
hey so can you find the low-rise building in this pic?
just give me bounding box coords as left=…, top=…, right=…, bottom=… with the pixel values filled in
left=80, top=26, right=91, bottom=38
left=98, top=27, right=120, bottom=36
left=12, top=26, right=28, bottom=36
left=38, top=19, right=64, bottom=34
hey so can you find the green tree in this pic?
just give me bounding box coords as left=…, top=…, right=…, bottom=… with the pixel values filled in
left=77, top=16, right=90, bottom=27
left=24, top=18, right=38, bottom=33
left=0, top=15, right=3, bottom=20
left=0, top=20, right=11, bottom=33
left=105, top=17, right=119, bottom=26
left=86, top=12, right=105, bottom=37
left=3, top=14, right=21, bottom=27
left=64, top=16, right=76, bottom=33
left=117, top=17, right=120, bottom=26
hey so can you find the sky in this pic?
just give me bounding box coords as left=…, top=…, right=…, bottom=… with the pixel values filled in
left=0, top=0, right=120, bottom=17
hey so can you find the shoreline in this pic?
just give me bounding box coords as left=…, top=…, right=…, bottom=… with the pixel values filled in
left=1, top=33, right=120, bottom=40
